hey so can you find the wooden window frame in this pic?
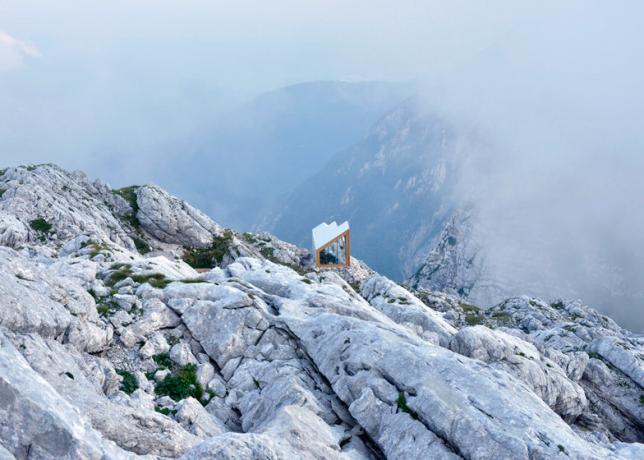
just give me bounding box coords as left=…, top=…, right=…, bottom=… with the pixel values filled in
left=315, top=229, right=350, bottom=268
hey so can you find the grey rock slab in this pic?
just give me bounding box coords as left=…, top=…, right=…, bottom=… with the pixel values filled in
left=0, top=331, right=137, bottom=459
left=175, top=397, right=228, bottom=438
left=11, top=332, right=198, bottom=457
left=136, top=185, right=223, bottom=248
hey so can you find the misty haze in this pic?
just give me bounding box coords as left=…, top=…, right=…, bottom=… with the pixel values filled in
left=1, top=2, right=643, bottom=459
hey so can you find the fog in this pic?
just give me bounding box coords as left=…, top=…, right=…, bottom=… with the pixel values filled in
left=421, top=2, right=644, bottom=330
left=1, top=1, right=643, bottom=329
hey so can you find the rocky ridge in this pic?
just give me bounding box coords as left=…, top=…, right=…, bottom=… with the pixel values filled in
left=0, top=164, right=642, bottom=459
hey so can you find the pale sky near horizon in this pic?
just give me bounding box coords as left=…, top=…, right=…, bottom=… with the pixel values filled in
left=2, top=2, right=644, bottom=328
left=0, top=1, right=554, bottom=91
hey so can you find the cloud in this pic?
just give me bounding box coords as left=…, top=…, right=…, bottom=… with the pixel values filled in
left=0, top=31, right=40, bottom=71
left=418, top=3, right=644, bottom=330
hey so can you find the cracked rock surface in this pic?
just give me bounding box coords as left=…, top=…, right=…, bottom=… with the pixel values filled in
left=0, top=164, right=642, bottom=459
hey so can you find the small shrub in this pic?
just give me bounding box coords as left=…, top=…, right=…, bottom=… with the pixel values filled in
left=88, top=242, right=110, bottom=258
left=260, top=247, right=275, bottom=259
left=167, top=335, right=180, bottom=346
left=132, top=236, right=151, bottom=254
left=515, top=351, right=526, bottom=357
left=0, top=188, right=6, bottom=198
left=242, top=232, right=258, bottom=244
left=557, top=444, right=567, bottom=455
left=155, top=363, right=203, bottom=402
left=396, top=392, right=418, bottom=420
left=639, top=395, right=644, bottom=405
left=30, top=217, right=52, bottom=234
left=551, top=301, right=565, bottom=310
left=587, top=351, right=602, bottom=360
left=132, top=273, right=170, bottom=289
left=116, top=369, right=138, bottom=395
left=153, top=353, right=174, bottom=370
left=301, top=278, right=312, bottom=284
left=113, top=186, right=145, bottom=233
left=97, top=301, right=118, bottom=317
left=459, top=302, right=480, bottom=314
left=113, top=186, right=140, bottom=214
left=106, top=269, right=132, bottom=286
left=387, top=298, right=396, bottom=304
left=465, top=313, right=484, bottom=326
left=182, top=230, right=234, bottom=269
left=155, top=406, right=174, bottom=416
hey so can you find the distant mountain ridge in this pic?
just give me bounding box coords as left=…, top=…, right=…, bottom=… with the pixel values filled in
left=266, top=96, right=466, bottom=280
left=162, top=80, right=414, bottom=230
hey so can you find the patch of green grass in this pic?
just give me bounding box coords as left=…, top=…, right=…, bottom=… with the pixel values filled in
left=550, top=301, right=565, bottom=310
left=105, top=265, right=134, bottom=287
left=30, top=217, right=52, bottom=234
left=113, top=186, right=140, bottom=215
left=155, top=406, right=175, bottom=416
left=396, top=392, right=419, bottom=420
left=155, top=363, right=203, bottom=402
left=116, top=369, right=138, bottom=395
left=88, top=242, right=111, bottom=258
left=132, top=236, right=151, bottom=254
left=96, top=301, right=119, bottom=317
left=131, top=273, right=171, bottom=289
left=242, top=232, right=258, bottom=244
left=153, top=353, right=174, bottom=370
left=459, top=302, right=480, bottom=314
left=183, top=230, right=234, bottom=269
left=180, top=278, right=205, bottom=284
left=491, top=311, right=512, bottom=323
left=587, top=351, right=602, bottom=360
left=465, top=313, right=484, bottom=326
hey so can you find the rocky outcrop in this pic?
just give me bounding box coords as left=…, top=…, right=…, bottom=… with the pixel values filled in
left=0, top=164, right=642, bottom=459
left=136, top=185, right=223, bottom=248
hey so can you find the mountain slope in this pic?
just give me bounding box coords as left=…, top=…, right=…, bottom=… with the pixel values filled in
left=267, top=97, right=465, bottom=280
left=0, top=164, right=642, bottom=459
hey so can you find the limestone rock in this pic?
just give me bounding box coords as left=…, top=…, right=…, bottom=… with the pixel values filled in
left=136, top=185, right=223, bottom=248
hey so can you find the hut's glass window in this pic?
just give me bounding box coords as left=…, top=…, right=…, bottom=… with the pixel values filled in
left=319, top=235, right=347, bottom=266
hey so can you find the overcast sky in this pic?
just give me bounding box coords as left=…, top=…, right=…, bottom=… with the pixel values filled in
left=1, top=1, right=643, bottom=328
